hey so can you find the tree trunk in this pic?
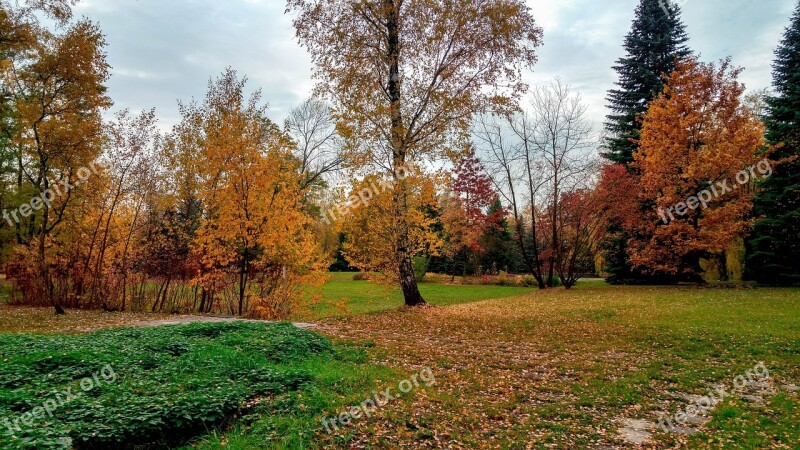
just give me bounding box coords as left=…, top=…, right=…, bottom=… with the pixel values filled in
left=385, top=0, right=425, bottom=307
left=198, top=288, right=207, bottom=313
left=38, top=192, right=64, bottom=315
left=238, top=253, right=249, bottom=316
left=399, top=252, right=425, bottom=306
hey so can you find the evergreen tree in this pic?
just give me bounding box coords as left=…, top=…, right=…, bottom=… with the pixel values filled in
left=748, top=2, right=800, bottom=286
left=601, top=0, right=692, bottom=284
left=604, top=0, right=692, bottom=165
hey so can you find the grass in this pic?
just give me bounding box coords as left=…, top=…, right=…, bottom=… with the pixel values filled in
left=0, top=273, right=536, bottom=333
left=313, top=282, right=800, bottom=448
left=1, top=276, right=799, bottom=448
left=308, top=272, right=536, bottom=318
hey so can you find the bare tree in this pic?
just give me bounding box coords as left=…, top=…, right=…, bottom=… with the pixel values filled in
left=474, top=115, right=548, bottom=288
left=285, top=99, right=344, bottom=189
left=476, top=80, right=599, bottom=288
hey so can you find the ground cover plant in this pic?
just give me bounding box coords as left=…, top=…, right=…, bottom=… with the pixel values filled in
left=0, top=322, right=392, bottom=449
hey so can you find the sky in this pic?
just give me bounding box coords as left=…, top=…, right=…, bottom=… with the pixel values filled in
left=74, top=0, right=798, bottom=132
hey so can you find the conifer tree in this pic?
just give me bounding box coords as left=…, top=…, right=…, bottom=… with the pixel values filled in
left=748, top=2, right=800, bottom=285
left=604, top=0, right=692, bottom=165
left=601, top=0, right=692, bottom=284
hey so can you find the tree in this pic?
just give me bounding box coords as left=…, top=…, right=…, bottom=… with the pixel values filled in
left=748, top=1, right=800, bottom=286
left=477, top=80, right=597, bottom=288
left=476, top=113, right=547, bottom=288
left=341, top=170, right=442, bottom=284
left=552, top=189, right=604, bottom=288
left=604, top=0, right=692, bottom=166
left=631, top=58, right=768, bottom=279
left=440, top=147, right=498, bottom=278
left=4, top=13, right=110, bottom=313
left=288, top=0, right=542, bottom=306
left=286, top=98, right=344, bottom=190
left=70, top=109, right=159, bottom=311
left=189, top=69, right=326, bottom=318
left=524, top=81, right=597, bottom=286
left=595, top=163, right=644, bottom=283
left=478, top=197, right=519, bottom=274
left=600, top=0, right=693, bottom=284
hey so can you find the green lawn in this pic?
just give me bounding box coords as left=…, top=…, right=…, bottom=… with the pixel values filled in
left=309, top=272, right=536, bottom=318
left=2, top=277, right=800, bottom=448
left=304, top=282, right=800, bottom=449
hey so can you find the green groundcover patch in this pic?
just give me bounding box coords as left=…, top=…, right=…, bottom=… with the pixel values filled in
left=0, top=322, right=376, bottom=449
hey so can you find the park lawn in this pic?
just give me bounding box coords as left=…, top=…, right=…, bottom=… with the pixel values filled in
left=0, top=273, right=536, bottom=333
left=2, top=277, right=800, bottom=448
left=307, top=283, right=800, bottom=449
left=305, top=272, right=535, bottom=319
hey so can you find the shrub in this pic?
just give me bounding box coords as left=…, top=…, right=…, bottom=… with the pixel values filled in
left=456, top=273, right=551, bottom=288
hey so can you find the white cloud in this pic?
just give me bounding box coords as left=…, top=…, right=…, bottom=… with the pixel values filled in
left=77, top=0, right=796, bottom=134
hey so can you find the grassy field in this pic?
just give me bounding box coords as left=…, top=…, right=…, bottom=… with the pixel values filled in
left=1, top=277, right=799, bottom=448
left=309, top=272, right=535, bottom=318
left=310, top=283, right=800, bottom=449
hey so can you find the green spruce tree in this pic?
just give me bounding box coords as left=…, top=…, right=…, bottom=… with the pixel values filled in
left=604, top=0, right=692, bottom=165
left=601, top=0, right=692, bottom=284
left=748, top=2, right=800, bottom=286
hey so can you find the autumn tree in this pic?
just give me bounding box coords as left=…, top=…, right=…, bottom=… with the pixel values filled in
left=288, top=0, right=542, bottom=306
left=341, top=169, right=441, bottom=283
left=631, top=58, right=768, bottom=279
left=601, top=0, right=693, bottom=284
left=552, top=189, right=604, bottom=288
left=477, top=80, right=597, bottom=288
left=188, top=69, right=326, bottom=318
left=87, top=109, right=159, bottom=310
left=440, top=147, right=498, bottom=278
left=748, top=1, right=800, bottom=286
left=478, top=198, right=519, bottom=274
left=4, top=8, right=110, bottom=313
left=595, top=163, right=642, bottom=282
left=286, top=98, right=344, bottom=191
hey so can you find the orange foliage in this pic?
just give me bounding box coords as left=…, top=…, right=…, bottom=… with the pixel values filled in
left=341, top=169, right=442, bottom=284
left=188, top=69, right=327, bottom=319
left=630, top=58, right=769, bottom=277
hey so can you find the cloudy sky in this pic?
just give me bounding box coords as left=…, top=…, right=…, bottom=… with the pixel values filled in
left=74, top=0, right=798, bottom=131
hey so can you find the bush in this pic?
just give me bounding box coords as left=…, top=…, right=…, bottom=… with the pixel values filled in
left=457, top=272, right=554, bottom=288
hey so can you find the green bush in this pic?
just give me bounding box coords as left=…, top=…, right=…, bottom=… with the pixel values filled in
left=458, top=273, right=556, bottom=288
